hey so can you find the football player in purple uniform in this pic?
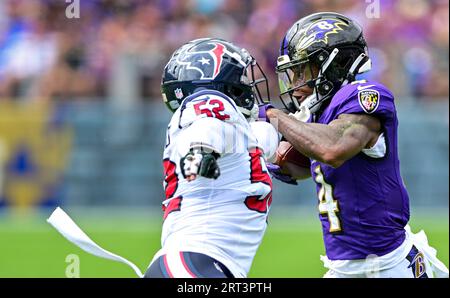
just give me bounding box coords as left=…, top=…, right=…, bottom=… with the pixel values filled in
left=260, top=12, right=448, bottom=278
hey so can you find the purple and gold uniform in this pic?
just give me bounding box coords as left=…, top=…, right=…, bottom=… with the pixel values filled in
left=310, top=80, right=409, bottom=260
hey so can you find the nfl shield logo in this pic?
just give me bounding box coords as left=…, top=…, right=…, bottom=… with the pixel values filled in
left=174, top=88, right=184, bottom=99
left=358, top=89, right=380, bottom=114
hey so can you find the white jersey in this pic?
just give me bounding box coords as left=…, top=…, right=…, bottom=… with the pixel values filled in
left=152, top=90, right=273, bottom=278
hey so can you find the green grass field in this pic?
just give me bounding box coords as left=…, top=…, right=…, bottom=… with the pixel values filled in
left=0, top=207, right=448, bottom=278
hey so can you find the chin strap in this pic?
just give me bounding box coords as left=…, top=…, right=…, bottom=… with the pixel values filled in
left=237, top=105, right=254, bottom=120
left=248, top=103, right=259, bottom=122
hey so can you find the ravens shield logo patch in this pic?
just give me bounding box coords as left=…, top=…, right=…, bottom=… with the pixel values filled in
left=358, top=89, right=380, bottom=114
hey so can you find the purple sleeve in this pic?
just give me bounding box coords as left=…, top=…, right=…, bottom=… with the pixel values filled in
left=330, top=83, right=395, bottom=120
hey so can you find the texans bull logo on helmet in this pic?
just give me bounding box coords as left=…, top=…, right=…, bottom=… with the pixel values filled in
left=161, top=37, right=269, bottom=114
left=176, top=42, right=227, bottom=80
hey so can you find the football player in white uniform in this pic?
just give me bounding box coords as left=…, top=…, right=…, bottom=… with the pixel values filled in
left=144, top=38, right=277, bottom=278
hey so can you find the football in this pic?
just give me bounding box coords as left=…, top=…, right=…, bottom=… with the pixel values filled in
left=275, top=141, right=311, bottom=169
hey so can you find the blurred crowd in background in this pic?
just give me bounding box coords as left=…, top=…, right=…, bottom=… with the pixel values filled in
left=0, top=0, right=448, bottom=103
left=0, top=1, right=448, bottom=212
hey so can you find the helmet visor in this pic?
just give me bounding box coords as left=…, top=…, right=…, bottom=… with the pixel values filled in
left=276, top=58, right=318, bottom=112
left=277, top=62, right=315, bottom=95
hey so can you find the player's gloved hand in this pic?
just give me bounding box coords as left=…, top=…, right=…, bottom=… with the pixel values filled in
left=180, top=148, right=220, bottom=181
left=289, top=105, right=311, bottom=123
left=258, top=103, right=275, bottom=122
left=266, top=163, right=298, bottom=185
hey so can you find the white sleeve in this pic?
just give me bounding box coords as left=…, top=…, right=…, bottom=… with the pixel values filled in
left=249, top=121, right=280, bottom=163
left=174, top=117, right=231, bottom=158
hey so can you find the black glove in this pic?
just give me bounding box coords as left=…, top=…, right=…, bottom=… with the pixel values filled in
left=180, top=148, right=220, bottom=180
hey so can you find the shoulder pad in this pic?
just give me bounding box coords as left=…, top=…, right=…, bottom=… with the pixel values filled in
left=177, top=90, right=245, bottom=128
left=326, top=81, right=395, bottom=119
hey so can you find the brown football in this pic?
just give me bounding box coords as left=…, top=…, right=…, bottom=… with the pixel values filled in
left=275, top=141, right=311, bottom=169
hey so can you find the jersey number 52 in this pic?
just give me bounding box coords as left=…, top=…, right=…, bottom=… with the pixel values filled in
left=193, top=99, right=230, bottom=121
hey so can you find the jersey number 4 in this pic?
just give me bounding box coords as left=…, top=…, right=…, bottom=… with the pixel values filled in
left=314, top=165, right=342, bottom=233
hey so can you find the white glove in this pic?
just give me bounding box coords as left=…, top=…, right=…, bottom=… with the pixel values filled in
left=289, top=105, right=311, bottom=123
left=182, top=152, right=203, bottom=180
left=181, top=149, right=220, bottom=181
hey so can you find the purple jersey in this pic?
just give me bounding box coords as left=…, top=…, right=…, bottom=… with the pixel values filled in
left=310, top=81, right=409, bottom=260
